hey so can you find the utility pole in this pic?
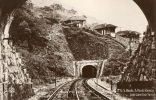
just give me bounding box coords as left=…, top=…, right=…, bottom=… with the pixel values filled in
left=128, top=31, right=132, bottom=56
left=55, top=64, right=57, bottom=88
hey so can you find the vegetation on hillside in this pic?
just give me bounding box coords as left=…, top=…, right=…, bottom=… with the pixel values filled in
left=102, top=48, right=131, bottom=76
left=9, top=2, right=77, bottom=83
left=63, top=28, right=109, bottom=60
left=8, top=1, right=127, bottom=83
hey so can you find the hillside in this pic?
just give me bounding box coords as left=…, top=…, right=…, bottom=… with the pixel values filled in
left=9, top=3, right=126, bottom=83
left=10, top=3, right=77, bottom=83
left=63, top=28, right=109, bottom=60
left=82, top=29, right=126, bottom=57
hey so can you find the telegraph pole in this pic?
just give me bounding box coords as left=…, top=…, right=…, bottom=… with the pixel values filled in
left=55, top=64, right=57, bottom=88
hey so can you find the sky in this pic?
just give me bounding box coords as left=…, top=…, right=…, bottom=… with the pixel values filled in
left=31, top=0, right=148, bottom=33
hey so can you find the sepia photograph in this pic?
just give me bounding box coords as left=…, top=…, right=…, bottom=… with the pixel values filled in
left=0, top=0, right=156, bottom=100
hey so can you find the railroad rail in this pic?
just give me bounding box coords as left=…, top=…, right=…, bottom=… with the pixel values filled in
left=47, top=79, right=110, bottom=100
left=47, top=79, right=80, bottom=100
left=82, top=79, right=110, bottom=100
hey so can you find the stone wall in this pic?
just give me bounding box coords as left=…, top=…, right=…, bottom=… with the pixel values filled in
left=2, top=84, right=34, bottom=100
left=73, top=60, right=103, bottom=77
left=0, top=13, right=34, bottom=100
left=115, top=34, right=129, bottom=47
left=115, top=34, right=139, bottom=51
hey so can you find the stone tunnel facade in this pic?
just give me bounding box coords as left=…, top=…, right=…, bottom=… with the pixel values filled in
left=73, top=60, right=104, bottom=78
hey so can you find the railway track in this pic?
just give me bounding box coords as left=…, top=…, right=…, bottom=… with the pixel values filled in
left=68, top=79, right=80, bottom=100
left=47, top=79, right=80, bottom=100
left=82, top=79, right=110, bottom=100
left=47, top=79, right=110, bottom=100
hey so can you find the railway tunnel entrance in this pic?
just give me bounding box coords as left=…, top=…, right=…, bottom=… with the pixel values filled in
left=82, top=65, right=97, bottom=78
left=73, top=60, right=103, bottom=77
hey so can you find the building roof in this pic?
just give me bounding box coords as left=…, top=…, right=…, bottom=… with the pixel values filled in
left=64, top=16, right=86, bottom=22
left=93, top=24, right=117, bottom=30
left=116, top=30, right=140, bottom=38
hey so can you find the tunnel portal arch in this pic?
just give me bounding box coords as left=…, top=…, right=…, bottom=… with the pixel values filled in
left=82, top=65, right=97, bottom=78
left=73, top=60, right=104, bottom=78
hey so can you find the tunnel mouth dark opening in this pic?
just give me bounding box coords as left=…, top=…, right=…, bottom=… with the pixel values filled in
left=82, top=65, right=97, bottom=78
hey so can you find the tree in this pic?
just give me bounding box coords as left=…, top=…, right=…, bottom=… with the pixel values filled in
left=103, top=59, right=124, bottom=76
left=9, top=2, right=49, bottom=51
